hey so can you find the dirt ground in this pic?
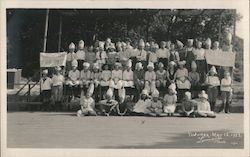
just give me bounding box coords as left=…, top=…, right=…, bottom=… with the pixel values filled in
left=7, top=112, right=244, bottom=149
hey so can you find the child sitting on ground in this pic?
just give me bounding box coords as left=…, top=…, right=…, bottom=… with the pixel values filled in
left=178, top=91, right=196, bottom=117
left=194, top=90, right=216, bottom=118
left=132, top=89, right=151, bottom=116
left=98, top=88, right=119, bottom=116
left=77, top=85, right=96, bottom=117
left=146, top=89, right=163, bottom=117
left=162, top=83, right=177, bottom=116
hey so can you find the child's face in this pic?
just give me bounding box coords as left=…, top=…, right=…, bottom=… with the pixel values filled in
left=196, top=42, right=202, bottom=48
left=148, top=67, right=153, bottom=72
left=169, top=89, right=175, bottom=94
left=152, top=97, right=158, bottom=102
left=83, top=67, right=88, bottom=71
left=185, top=95, right=190, bottom=100
left=170, top=44, right=175, bottom=50
left=224, top=72, right=230, bottom=79
left=104, top=65, right=109, bottom=70
left=200, top=97, right=207, bottom=102
left=93, top=68, right=98, bottom=72
left=191, top=67, right=197, bottom=72
left=159, top=66, right=163, bottom=71
left=115, top=65, right=119, bottom=70
left=86, top=94, right=91, bottom=98
left=72, top=66, right=77, bottom=70
left=141, top=94, right=147, bottom=99
left=179, top=65, right=184, bottom=69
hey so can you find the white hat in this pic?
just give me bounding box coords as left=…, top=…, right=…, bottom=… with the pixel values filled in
left=147, top=62, right=154, bottom=69
left=69, top=42, right=75, bottom=49
left=71, top=59, right=78, bottom=67
left=151, top=89, right=159, bottom=97
left=139, top=40, right=145, bottom=47
left=116, top=42, right=122, bottom=48
left=87, top=83, right=94, bottom=96
left=106, top=88, right=113, bottom=98
left=185, top=91, right=192, bottom=100
left=93, top=63, right=99, bottom=69
left=78, top=40, right=84, bottom=49
left=210, top=66, right=217, bottom=74
left=106, top=38, right=111, bottom=43
left=141, top=89, right=148, bottom=96
left=169, top=61, right=176, bottom=66
left=135, top=62, right=143, bottom=70
left=109, top=43, right=116, bottom=50
left=178, top=60, right=186, bottom=65
left=199, top=90, right=208, bottom=99
left=168, top=83, right=177, bottom=94
left=191, top=61, right=197, bottom=69
left=121, top=42, right=127, bottom=47
left=188, top=39, right=194, bottom=45
left=55, top=66, right=61, bottom=71
left=145, top=42, right=150, bottom=47
left=176, top=40, right=184, bottom=47
left=126, top=59, right=132, bottom=68
left=158, top=62, right=164, bottom=68
left=83, top=62, right=90, bottom=68
left=205, top=38, right=212, bottom=46
left=42, top=69, right=48, bottom=74
left=99, top=41, right=105, bottom=49
left=114, top=62, right=122, bottom=67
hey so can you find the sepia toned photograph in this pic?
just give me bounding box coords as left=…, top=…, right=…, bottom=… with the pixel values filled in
left=1, top=0, right=249, bottom=157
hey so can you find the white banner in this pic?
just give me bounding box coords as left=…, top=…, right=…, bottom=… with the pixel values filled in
left=205, top=51, right=235, bottom=67
left=40, top=52, right=67, bottom=67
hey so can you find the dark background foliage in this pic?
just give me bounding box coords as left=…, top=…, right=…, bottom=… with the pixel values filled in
left=7, top=9, right=243, bottom=78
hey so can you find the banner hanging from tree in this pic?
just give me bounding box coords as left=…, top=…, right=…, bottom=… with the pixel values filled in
left=205, top=51, right=235, bottom=67
left=40, top=52, right=67, bottom=67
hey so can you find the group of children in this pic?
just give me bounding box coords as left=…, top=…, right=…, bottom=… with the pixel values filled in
left=40, top=37, right=233, bottom=116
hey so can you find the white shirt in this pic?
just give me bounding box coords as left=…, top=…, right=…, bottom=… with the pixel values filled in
left=156, top=48, right=169, bottom=58
left=76, top=50, right=86, bottom=60
left=68, top=70, right=80, bottom=81
left=122, top=69, right=134, bottom=81
left=221, top=77, right=232, bottom=92
left=52, top=74, right=64, bottom=86
left=41, top=77, right=52, bottom=90
left=193, top=48, right=205, bottom=60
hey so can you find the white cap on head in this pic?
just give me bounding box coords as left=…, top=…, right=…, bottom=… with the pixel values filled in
left=169, top=61, right=176, bottom=66
left=139, top=39, right=145, bottom=47
left=99, top=41, right=105, bottom=49
left=106, top=88, right=113, bottom=98
left=135, top=62, right=143, bottom=70
left=158, top=62, right=164, bottom=68
left=205, top=38, right=212, bottom=46
left=191, top=61, right=197, bottom=69
left=176, top=40, right=184, bottom=47
left=199, top=90, right=208, bottom=99
left=126, top=59, right=132, bottom=68
left=147, top=62, right=154, bottom=69
left=185, top=91, right=192, bottom=100
left=71, top=59, right=78, bottom=67
left=93, top=63, right=99, bottom=69
left=87, top=83, right=94, bottom=96
left=55, top=66, right=61, bottom=71
left=78, top=40, right=84, bottom=49
left=141, top=89, right=148, bottom=96
left=42, top=69, right=48, bottom=74
left=210, top=66, right=217, bottom=74
left=188, top=39, right=194, bottom=45
left=151, top=89, right=159, bottom=98
left=178, top=60, right=186, bottom=66
left=83, top=62, right=90, bottom=68
left=69, top=42, right=76, bottom=50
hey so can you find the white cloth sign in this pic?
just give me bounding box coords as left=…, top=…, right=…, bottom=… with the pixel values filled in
left=205, top=51, right=235, bottom=67
left=40, top=52, right=67, bottom=67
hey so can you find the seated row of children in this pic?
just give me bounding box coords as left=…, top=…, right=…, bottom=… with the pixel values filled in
left=76, top=82, right=216, bottom=118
